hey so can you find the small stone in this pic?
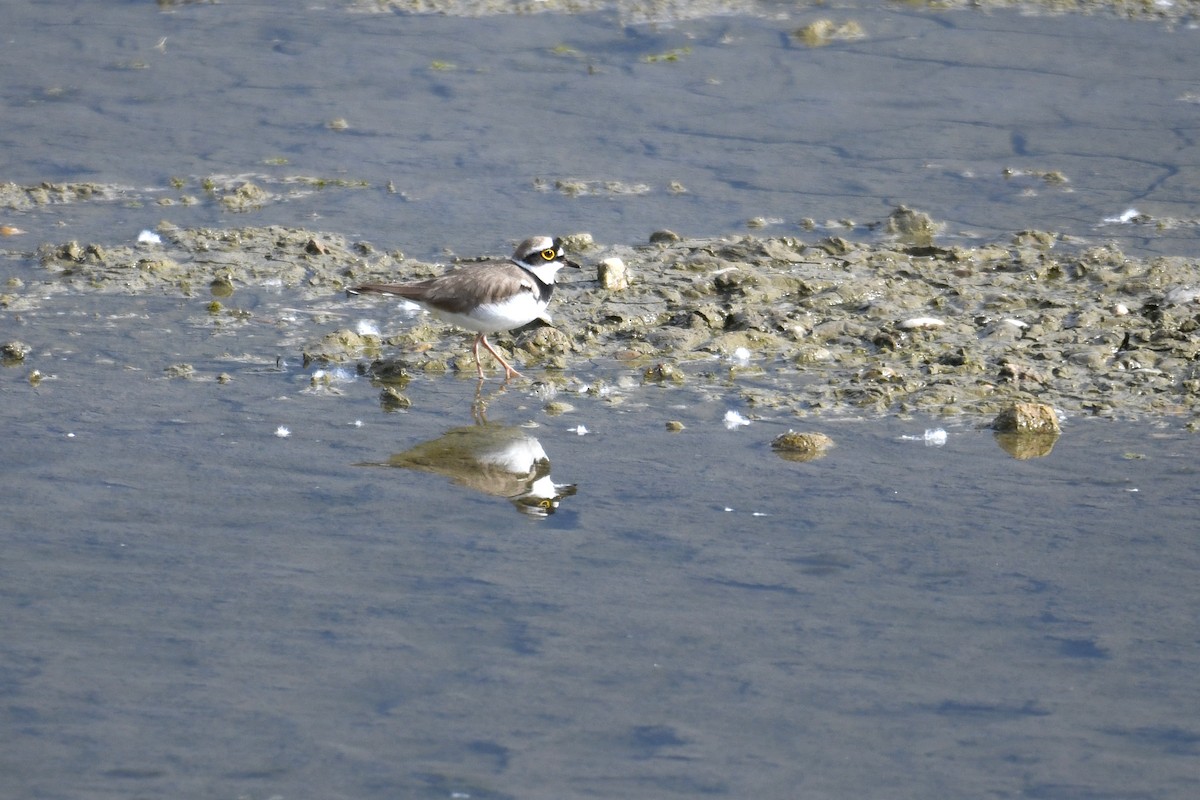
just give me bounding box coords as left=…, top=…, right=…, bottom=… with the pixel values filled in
left=649, top=229, right=680, bottom=244
left=792, top=19, right=865, bottom=47
left=1, top=340, right=31, bottom=362
left=771, top=430, right=835, bottom=461
left=58, top=241, right=84, bottom=262
left=886, top=205, right=941, bottom=245
left=164, top=363, right=195, bottom=379
left=598, top=257, right=629, bottom=290
left=794, top=345, right=834, bottom=365
left=219, top=181, right=270, bottom=212
left=363, top=360, right=411, bottom=386
left=520, top=326, right=571, bottom=356
left=817, top=236, right=854, bottom=255
left=561, top=232, right=594, bottom=250
left=303, top=329, right=380, bottom=365
left=992, top=402, right=1061, bottom=434
left=643, top=362, right=684, bottom=384
left=1013, top=230, right=1057, bottom=250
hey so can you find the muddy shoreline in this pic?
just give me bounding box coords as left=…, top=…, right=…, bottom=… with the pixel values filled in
left=5, top=209, right=1198, bottom=422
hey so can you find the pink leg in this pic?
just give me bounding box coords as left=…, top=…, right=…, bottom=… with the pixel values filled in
left=478, top=334, right=523, bottom=381
left=471, top=335, right=487, bottom=379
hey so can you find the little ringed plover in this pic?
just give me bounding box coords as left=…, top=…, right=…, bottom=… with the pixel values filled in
left=348, top=235, right=578, bottom=381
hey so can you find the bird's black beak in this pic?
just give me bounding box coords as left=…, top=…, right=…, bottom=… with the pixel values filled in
left=552, top=237, right=582, bottom=269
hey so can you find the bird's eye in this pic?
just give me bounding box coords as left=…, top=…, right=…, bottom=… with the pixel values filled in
left=541, top=248, right=558, bottom=261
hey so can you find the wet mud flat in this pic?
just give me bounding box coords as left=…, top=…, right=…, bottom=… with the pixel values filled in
left=344, top=0, right=1200, bottom=23
left=5, top=212, right=1199, bottom=424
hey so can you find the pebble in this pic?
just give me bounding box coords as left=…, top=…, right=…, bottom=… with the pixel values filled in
left=598, top=257, right=629, bottom=290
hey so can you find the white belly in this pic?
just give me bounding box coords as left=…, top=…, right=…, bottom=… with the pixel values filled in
left=431, top=292, right=549, bottom=334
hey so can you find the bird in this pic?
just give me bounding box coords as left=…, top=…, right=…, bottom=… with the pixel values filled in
left=347, top=235, right=578, bottom=381
left=360, top=424, right=578, bottom=517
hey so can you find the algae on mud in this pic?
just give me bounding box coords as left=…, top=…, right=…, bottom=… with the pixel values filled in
left=4, top=215, right=1200, bottom=421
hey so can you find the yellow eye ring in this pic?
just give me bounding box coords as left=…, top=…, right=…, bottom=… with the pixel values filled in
left=541, top=248, right=557, bottom=261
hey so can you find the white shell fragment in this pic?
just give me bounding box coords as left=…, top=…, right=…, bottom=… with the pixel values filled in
left=899, top=317, right=945, bottom=329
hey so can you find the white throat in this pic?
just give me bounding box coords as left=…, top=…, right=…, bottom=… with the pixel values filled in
left=518, top=259, right=564, bottom=286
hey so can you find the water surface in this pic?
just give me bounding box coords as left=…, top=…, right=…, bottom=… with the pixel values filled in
left=4, top=295, right=1199, bottom=798
left=2, top=1, right=1197, bottom=256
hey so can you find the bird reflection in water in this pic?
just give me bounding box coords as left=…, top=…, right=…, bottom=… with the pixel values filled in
left=360, top=423, right=577, bottom=517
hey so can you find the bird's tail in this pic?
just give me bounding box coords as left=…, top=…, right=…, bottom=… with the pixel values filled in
left=346, top=282, right=418, bottom=298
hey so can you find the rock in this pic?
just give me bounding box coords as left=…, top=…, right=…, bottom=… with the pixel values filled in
left=164, top=363, right=195, bottom=379
left=991, top=402, right=1061, bottom=434
left=649, top=229, right=680, bottom=244
left=1, top=340, right=31, bottom=363
left=1013, top=230, right=1057, bottom=250
left=643, top=362, right=684, bottom=384
left=598, top=257, right=629, bottom=290
left=219, top=181, right=271, bottom=212
left=304, top=329, right=380, bottom=364
left=886, top=205, right=941, bottom=246
left=519, top=326, right=571, bottom=358
left=771, top=431, right=835, bottom=461
left=792, top=19, right=865, bottom=47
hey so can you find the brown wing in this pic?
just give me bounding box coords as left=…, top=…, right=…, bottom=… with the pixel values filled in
left=350, top=263, right=533, bottom=315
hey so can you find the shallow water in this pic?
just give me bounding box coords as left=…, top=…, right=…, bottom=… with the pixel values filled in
left=3, top=2, right=1200, bottom=799
left=4, top=295, right=1200, bottom=799
left=2, top=1, right=1198, bottom=257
